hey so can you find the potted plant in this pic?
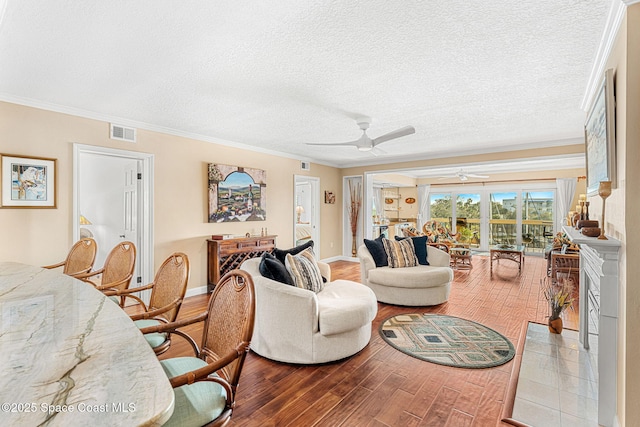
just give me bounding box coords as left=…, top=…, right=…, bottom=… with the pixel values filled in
left=542, top=277, right=575, bottom=334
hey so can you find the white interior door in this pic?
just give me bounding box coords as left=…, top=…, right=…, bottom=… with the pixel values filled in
left=73, top=144, right=154, bottom=300
left=294, top=176, right=320, bottom=257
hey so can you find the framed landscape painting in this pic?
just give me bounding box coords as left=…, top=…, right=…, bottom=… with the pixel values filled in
left=585, top=68, right=616, bottom=196
left=208, top=163, right=266, bottom=222
left=1, top=154, right=57, bottom=208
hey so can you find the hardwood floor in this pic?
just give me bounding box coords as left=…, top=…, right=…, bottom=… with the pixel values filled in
left=150, top=254, right=579, bottom=426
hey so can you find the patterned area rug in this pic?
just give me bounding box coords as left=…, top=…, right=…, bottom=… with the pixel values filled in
left=379, top=313, right=515, bottom=368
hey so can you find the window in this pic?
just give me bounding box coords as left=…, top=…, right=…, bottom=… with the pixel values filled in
left=456, top=193, right=481, bottom=247
left=427, top=186, right=555, bottom=254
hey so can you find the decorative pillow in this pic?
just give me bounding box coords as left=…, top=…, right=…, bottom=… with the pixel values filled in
left=273, top=240, right=314, bottom=264
left=382, top=238, right=418, bottom=268
left=364, top=235, right=388, bottom=267
left=259, top=252, right=294, bottom=286
left=284, top=248, right=323, bottom=293
left=395, top=235, right=429, bottom=265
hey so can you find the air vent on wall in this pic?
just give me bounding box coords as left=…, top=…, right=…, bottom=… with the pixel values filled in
left=110, top=124, right=137, bottom=142
left=301, top=161, right=310, bottom=171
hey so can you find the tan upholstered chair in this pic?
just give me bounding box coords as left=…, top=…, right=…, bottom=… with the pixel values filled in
left=106, top=253, right=190, bottom=355
left=140, top=270, right=255, bottom=427
left=42, top=238, right=97, bottom=277
left=75, top=241, right=136, bottom=306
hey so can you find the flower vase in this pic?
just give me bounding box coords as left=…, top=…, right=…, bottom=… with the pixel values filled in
left=351, top=233, right=357, bottom=256
left=548, top=317, right=563, bottom=334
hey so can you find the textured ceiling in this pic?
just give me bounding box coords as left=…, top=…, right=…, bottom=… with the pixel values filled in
left=0, top=0, right=610, bottom=168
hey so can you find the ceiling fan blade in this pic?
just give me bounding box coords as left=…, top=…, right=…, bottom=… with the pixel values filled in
left=466, top=173, right=489, bottom=178
left=372, top=126, right=415, bottom=146
left=305, top=139, right=360, bottom=147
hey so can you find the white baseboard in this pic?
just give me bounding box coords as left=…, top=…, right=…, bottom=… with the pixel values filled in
left=321, top=255, right=359, bottom=263
left=185, top=285, right=208, bottom=298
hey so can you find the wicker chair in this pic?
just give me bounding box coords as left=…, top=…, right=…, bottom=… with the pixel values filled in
left=422, top=220, right=462, bottom=248
left=42, top=238, right=97, bottom=277
left=140, top=270, right=256, bottom=427
left=106, top=253, right=190, bottom=355
left=550, top=251, right=580, bottom=283
left=75, top=241, right=136, bottom=306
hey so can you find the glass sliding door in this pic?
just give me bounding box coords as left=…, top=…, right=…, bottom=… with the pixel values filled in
left=521, top=191, right=554, bottom=254
left=424, top=187, right=555, bottom=253
left=456, top=193, right=481, bottom=248
left=429, top=194, right=452, bottom=229
left=489, top=192, right=517, bottom=245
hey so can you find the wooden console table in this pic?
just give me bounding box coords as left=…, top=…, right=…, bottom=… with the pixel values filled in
left=207, top=235, right=276, bottom=292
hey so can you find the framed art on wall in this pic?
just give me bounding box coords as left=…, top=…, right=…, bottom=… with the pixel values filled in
left=324, top=191, right=335, bottom=204
left=1, top=154, right=57, bottom=208
left=585, top=68, right=616, bottom=196
left=208, top=163, right=266, bottom=222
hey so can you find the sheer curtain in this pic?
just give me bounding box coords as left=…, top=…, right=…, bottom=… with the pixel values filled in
left=417, top=184, right=431, bottom=231
left=555, top=178, right=577, bottom=232
left=372, top=187, right=382, bottom=222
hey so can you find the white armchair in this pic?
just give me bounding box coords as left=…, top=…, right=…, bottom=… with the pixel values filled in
left=358, top=244, right=453, bottom=306
left=240, top=257, right=377, bottom=364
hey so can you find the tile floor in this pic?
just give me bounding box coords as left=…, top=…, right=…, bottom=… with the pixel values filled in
left=511, top=322, right=599, bottom=427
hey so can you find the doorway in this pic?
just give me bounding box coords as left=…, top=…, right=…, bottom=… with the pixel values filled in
left=294, top=176, right=320, bottom=257
left=73, top=144, right=154, bottom=298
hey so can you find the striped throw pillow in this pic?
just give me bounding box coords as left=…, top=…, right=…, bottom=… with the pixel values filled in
left=285, top=248, right=323, bottom=293
left=382, top=237, right=418, bottom=268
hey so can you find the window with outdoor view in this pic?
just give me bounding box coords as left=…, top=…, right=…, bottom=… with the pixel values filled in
left=456, top=193, right=480, bottom=248
left=490, top=192, right=517, bottom=245
left=429, top=194, right=452, bottom=229
left=521, top=191, right=554, bottom=254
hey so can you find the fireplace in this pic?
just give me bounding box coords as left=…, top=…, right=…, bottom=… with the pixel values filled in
left=562, top=226, right=620, bottom=427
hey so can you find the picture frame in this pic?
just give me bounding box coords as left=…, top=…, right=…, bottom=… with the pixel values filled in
left=324, top=191, right=335, bottom=204
left=208, top=163, right=266, bottom=222
left=585, top=68, right=616, bottom=196
left=1, top=154, right=57, bottom=208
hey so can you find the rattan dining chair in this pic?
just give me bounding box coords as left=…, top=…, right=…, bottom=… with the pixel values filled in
left=139, top=270, right=255, bottom=427
left=106, top=253, right=190, bottom=355
left=75, top=241, right=136, bottom=306
left=42, top=238, right=97, bottom=278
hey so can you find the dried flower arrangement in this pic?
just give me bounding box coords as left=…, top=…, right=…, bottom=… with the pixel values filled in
left=348, top=180, right=362, bottom=256
left=542, top=277, right=575, bottom=321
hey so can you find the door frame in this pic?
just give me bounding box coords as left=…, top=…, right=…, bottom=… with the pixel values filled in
left=73, top=144, right=155, bottom=290
left=294, top=175, right=320, bottom=256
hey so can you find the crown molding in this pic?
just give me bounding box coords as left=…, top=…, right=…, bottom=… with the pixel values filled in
left=581, top=0, right=640, bottom=111
left=0, top=93, right=340, bottom=168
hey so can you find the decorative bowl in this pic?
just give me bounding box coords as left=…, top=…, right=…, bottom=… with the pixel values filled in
left=576, top=220, right=599, bottom=229
left=582, top=227, right=601, bottom=237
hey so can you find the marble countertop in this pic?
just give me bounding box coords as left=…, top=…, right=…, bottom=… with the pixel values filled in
left=0, top=262, right=174, bottom=426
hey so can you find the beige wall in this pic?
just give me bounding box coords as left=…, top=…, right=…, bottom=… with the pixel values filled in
left=0, top=101, right=343, bottom=290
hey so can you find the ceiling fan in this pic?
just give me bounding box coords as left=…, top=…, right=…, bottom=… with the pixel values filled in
left=306, top=119, right=415, bottom=155
left=437, top=169, right=489, bottom=181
